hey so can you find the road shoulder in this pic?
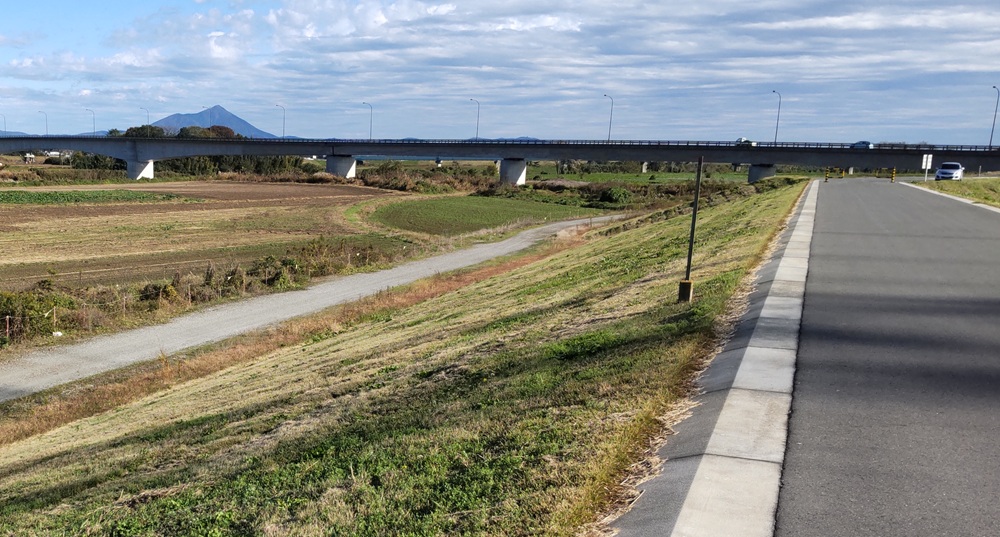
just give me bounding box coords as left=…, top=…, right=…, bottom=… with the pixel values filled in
left=611, top=180, right=818, bottom=536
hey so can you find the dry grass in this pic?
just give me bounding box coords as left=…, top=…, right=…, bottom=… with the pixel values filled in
left=0, top=181, right=392, bottom=287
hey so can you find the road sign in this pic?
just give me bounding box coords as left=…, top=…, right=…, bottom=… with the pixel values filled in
left=922, top=154, right=933, bottom=170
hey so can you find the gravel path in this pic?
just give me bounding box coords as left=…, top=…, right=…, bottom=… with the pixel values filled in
left=0, top=217, right=614, bottom=404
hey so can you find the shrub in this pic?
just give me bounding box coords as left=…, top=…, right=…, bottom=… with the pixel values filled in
left=140, top=282, right=178, bottom=302
left=601, top=186, right=633, bottom=205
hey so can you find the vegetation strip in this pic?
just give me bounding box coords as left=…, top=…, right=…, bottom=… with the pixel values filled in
left=0, top=178, right=807, bottom=535
left=0, top=190, right=187, bottom=204
left=917, top=176, right=1000, bottom=208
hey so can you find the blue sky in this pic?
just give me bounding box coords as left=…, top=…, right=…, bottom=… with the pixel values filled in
left=2, top=0, right=999, bottom=143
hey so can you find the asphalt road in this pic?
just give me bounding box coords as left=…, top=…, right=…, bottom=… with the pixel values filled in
left=776, top=179, right=1000, bottom=536
left=0, top=216, right=613, bottom=404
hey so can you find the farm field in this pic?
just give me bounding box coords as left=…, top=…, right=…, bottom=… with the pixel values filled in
left=0, top=178, right=606, bottom=349
left=0, top=181, right=397, bottom=290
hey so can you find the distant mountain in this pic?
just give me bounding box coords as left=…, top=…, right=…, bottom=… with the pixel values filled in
left=152, top=105, right=275, bottom=138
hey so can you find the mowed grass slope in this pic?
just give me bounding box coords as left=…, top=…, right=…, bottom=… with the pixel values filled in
left=0, top=181, right=807, bottom=535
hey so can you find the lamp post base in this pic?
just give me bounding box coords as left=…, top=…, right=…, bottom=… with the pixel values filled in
left=678, top=280, right=694, bottom=303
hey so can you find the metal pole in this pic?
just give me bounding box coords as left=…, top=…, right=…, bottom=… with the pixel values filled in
left=140, top=107, right=149, bottom=125
left=470, top=98, right=480, bottom=140
left=38, top=111, right=47, bottom=135
left=772, top=90, right=782, bottom=143
left=679, top=156, right=704, bottom=302
left=604, top=94, right=614, bottom=141
left=85, top=108, right=95, bottom=135
left=276, top=104, right=286, bottom=138
left=362, top=102, right=373, bottom=140
left=1, top=113, right=6, bottom=134
left=990, top=86, right=999, bottom=148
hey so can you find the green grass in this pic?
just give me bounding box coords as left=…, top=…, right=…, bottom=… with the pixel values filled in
left=370, top=195, right=602, bottom=235
left=0, top=190, right=189, bottom=205
left=0, top=180, right=808, bottom=535
left=918, top=176, right=1000, bottom=207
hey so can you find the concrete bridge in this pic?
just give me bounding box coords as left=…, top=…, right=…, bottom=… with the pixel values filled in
left=2, top=136, right=999, bottom=183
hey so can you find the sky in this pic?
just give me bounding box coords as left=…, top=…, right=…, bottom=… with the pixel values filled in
left=2, top=0, right=1000, bottom=143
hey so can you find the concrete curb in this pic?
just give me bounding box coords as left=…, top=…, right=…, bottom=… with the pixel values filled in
left=612, top=180, right=818, bottom=536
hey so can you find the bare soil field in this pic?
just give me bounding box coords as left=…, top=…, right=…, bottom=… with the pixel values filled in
left=0, top=181, right=396, bottom=289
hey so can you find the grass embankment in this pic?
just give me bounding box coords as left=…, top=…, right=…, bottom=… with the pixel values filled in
left=919, top=176, right=1000, bottom=207
left=0, top=179, right=807, bottom=535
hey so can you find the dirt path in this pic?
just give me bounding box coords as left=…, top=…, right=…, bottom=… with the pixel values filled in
left=0, top=216, right=616, bottom=403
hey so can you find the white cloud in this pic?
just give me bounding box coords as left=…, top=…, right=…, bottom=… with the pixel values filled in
left=0, top=0, right=998, bottom=142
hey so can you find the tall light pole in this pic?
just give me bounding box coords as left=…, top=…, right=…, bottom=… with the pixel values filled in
left=362, top=102, right=373, bottom=140
left=470, top=98, right=481, bottom=140
left=990, top=86, right=999, bottom=148
left=603, top=94, right=614, bottom=141
left=276, top=104, right=286, bottom=138
left=85, top=108, right=95, bottom=135
left=1, top=113, right=6, bottom=135
left=772, top=90, right=782, bottom=143
left=140, top=107, right=149, bottom=125
left=38, top=111, right=47, bottom=135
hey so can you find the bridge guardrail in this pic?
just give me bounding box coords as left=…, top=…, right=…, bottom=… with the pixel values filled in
left=3, top=134, right=998, bottom=153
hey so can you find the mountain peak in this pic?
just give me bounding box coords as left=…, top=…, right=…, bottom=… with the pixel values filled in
left=152, top=106, right=276, bottom=138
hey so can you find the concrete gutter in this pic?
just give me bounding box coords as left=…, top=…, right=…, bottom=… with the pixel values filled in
left=612, top=179, right=818, bottom=536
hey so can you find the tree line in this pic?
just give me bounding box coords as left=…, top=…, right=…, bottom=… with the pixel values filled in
left=71, top=125, right=304, bottom=175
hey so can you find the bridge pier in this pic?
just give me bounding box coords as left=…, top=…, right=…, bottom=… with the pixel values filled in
left=499, top=158, right=527, bottom=186
left=127, top=160, right=155, bottom=180
left=748, top=164, right=776, bottom=184
left=327, top=156, right=357, bottom=178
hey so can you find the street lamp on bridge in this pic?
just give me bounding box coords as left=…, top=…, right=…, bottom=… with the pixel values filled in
left=990, top=86, right=999, bottom=149
left=1, top=114, right=5, bottom=135
left=604, top=94, right=614, bottom=142
left=276, top=104, right=286, bottom=138
left=362, top=102, right=373, bottom=140
left=85, top=108, right=95, bottom=135
left=140, top=107, right=150, bottom=125
left=38, top=111, right=47, bottom=135
left=470, top=98, right=481, bottom=140
left=772, top=90, right=782, bottom=143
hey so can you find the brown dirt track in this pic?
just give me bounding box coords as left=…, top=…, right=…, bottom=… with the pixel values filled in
left=0, top=181, right=396, bottom=290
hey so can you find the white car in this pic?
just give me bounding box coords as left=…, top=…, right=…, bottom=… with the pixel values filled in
left=935, top=162, right=964, bottom=180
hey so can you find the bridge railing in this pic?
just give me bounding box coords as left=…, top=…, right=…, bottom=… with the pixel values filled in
left=3, top=134, right=998, bottom=153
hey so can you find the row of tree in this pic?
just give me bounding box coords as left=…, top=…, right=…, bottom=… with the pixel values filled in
left=107, top=124, right=240, bottom=139
left=73, top=124, right=304, bottom=174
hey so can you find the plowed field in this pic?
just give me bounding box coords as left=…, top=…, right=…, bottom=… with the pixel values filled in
left=0, top=181, right=395, bottom=290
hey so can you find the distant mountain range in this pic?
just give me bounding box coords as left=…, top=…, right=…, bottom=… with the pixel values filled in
left=153, top=105, right=276, bottom=138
